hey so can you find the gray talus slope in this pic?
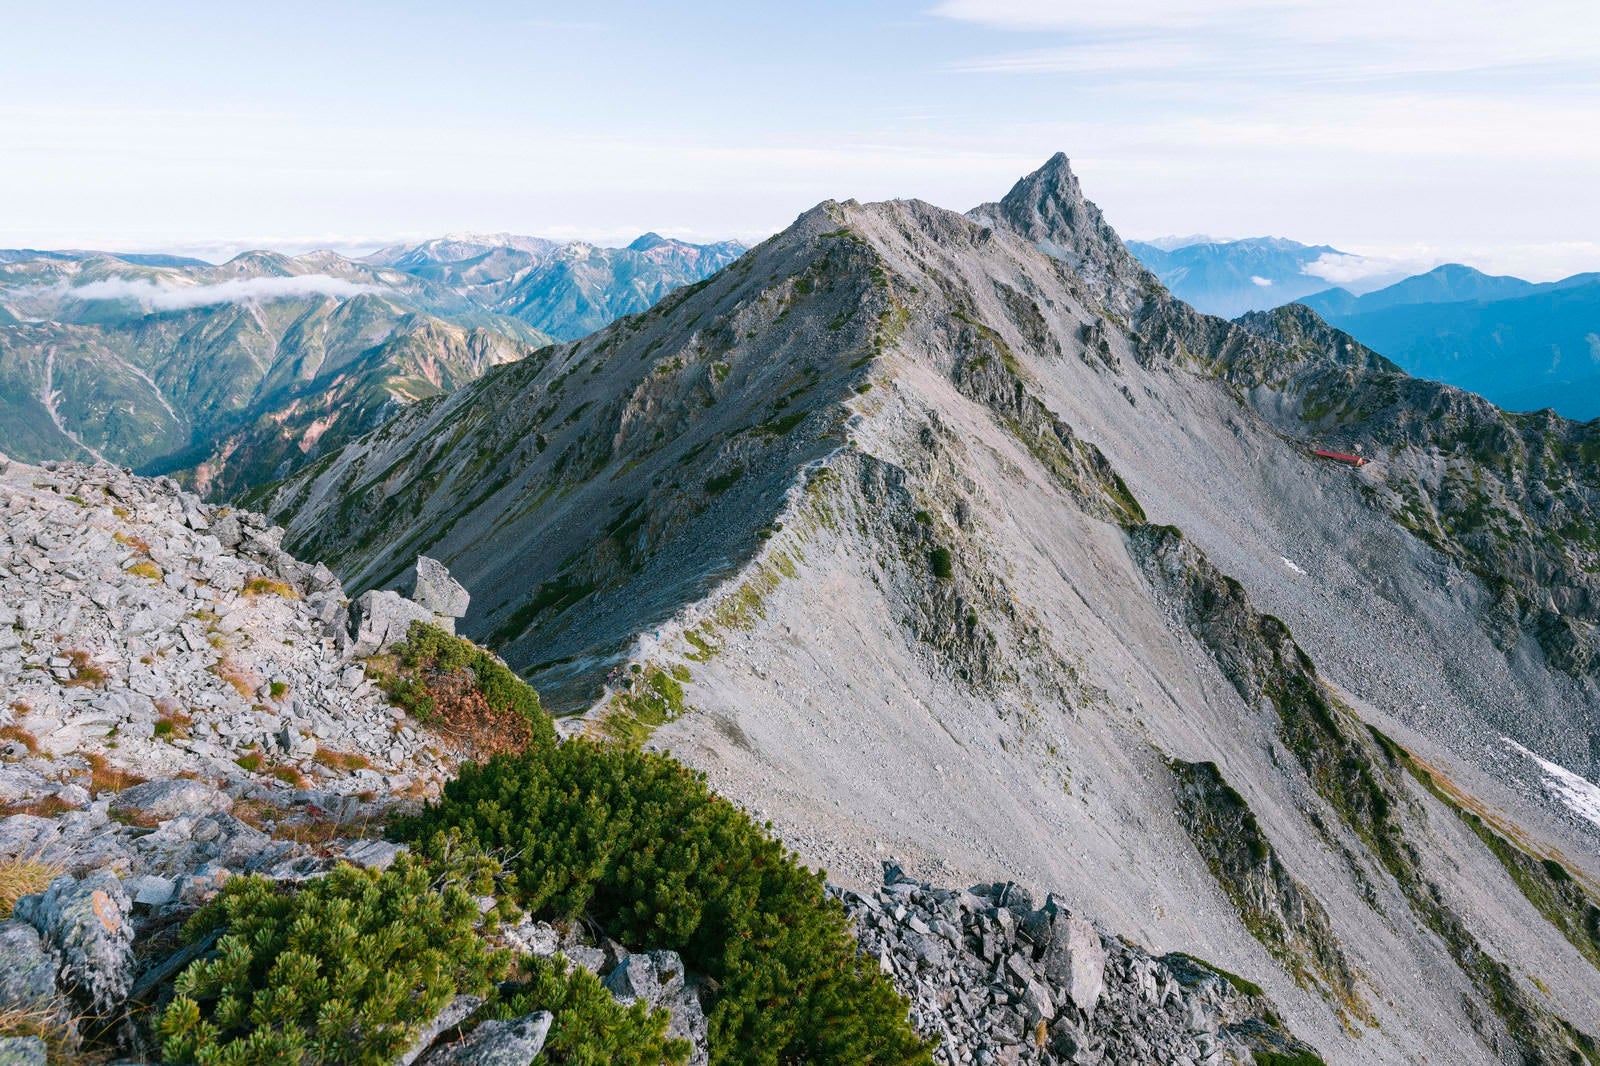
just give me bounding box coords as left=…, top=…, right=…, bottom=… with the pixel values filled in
left=261, top=157, right=1600, bottom=1063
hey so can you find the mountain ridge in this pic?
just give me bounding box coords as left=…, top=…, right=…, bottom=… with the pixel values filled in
left=253, top=154, right=1600, bottom=1063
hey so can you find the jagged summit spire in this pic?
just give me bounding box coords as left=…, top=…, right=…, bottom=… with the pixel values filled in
left=970, top=152, right=1153, bottom=316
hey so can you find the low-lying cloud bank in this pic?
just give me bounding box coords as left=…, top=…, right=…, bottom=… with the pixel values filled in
left=69, top=275, right=381, bottom=310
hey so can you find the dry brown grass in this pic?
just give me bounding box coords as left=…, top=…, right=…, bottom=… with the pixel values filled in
left=414, top=670, right=533, bottom=760
left=112, top=530, right=151, bottom=555
left=210, top=656, right=256, bottom=700
left=9, top=701, right=30, bottom=717
left=272, top=812, right=386, bottom=848
left=231, top=798, right=386, bottom=848
left=0, top=1000, right=96, bottom=1063
left=126, top=560, right=163, bottom=582
left=62, top=650, right=107, bottom=688
left=0, top=855, right=64, bottom=918
left=85, top=753, right=147, bottom=797
left=313, top=748, right=372, bottom=773
left=243, top=576, right=300, bottom=599
left=269, top=765, right=309, bottom=789
left=0, top=725, right=40, bottom=756
left=153, top=706, right=193, bottom=740
left=0, top=796, right=73, bottom=819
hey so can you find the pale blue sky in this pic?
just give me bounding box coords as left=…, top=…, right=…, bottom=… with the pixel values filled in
left=4, top=0, right=1598, bottom=279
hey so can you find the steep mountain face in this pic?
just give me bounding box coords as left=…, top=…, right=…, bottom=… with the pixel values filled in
left=259, top=157, right=1600, bottom=1064
left=1127, top=235, right=1345, bottom=317
left=1298, top=268, right=1600, bottom=420
left=0, top=251, right=552, bottom=497
left=366, top=231, right=748, bottom=340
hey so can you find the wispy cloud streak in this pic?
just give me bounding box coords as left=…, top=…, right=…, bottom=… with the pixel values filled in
left=68, top=275, right=381, bottom=310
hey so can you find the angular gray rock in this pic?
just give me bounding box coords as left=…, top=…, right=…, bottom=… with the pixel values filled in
left=109, top=779, right=227, bottom=822
left=342, top=838, right=407, bottom=871
left=1043, top=915, right=1105, bottom=1015
left=413, top=556, right=470, bottom=619
left=0, top=920, right=62, bottom=1013
left=349, top=589, right=436, bottom=657
left=840, top=868, right=1320, bottom=1066
left=602, top=950, right=709, bottom=1065
left=398, top=994, right=484, bottom=1066
left=421, top=1011, right=552, bottom=1066
left=12, top=871, right=134, bottom=1013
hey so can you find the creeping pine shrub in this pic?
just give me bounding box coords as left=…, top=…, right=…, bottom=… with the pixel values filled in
left=381, top=622, right=554, bottom=753
left=393, top=743, right=933, bottom=1066
left=157, top=857, right=507, bottom=1065
left=489, top=953, right=691, bottom=1065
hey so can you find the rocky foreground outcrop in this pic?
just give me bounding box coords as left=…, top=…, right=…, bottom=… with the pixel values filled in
left=0, top=454, right=461, bottom=806
left=844, top=866, right=1318, bottom=1066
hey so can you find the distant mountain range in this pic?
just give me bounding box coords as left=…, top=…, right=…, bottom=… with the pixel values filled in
left=365, top=231, right=747, bottom=340
left=1131, top=238, right=1600, bottom=421
left=0, top=232, right=744, bottom=494
left=1298, top=265, right=1600, bottom=420
left=1126, top=235, right=1353, bottom=318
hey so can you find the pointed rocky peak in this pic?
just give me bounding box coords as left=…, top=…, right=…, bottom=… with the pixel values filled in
left=628, top=232, right=670, bottom=251
left=971, top=153, right=1155, bottom=317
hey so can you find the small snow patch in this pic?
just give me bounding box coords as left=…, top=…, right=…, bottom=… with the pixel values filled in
left=1503, top=737, right=1600, bottom=830
left=1280, top=557, right=1307, bottom=575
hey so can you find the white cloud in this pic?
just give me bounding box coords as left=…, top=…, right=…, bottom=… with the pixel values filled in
left=931, top=0, right=1600, bottom=79
left=68, top=275, right=381, bottom=310
left=1301, top=252, right=1428, bottom=286
left=1250, top=275, right=1273, bottom=287
left=1302, top=241, right=1600, bottom=286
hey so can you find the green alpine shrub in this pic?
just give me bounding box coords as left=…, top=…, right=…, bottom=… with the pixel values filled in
left=393, top=742, right=933, bottom=1066
left=157, top=857, right=507, bottom=1065
left=379, top=622, right=555, bottom=752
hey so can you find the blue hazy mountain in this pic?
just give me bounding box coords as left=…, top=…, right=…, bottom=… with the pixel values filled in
left=1301, top=265, right=1600, bottom=420
left=1126, top=235, right=1344, bottom=317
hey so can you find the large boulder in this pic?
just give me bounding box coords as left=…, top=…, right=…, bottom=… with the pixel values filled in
left=1041, top=915, right=1106, bottom=1016
left=413, top=556, right=469, bottom=619
left=603, top=950, right=709, bottom=1066
left=108, top=778, right=228, bottom=823
left=12, top=871, right=134, bottom=1013
left=421, top=1011, right=552, bottom=1065
left=349, top=590, right=435, bottom=657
